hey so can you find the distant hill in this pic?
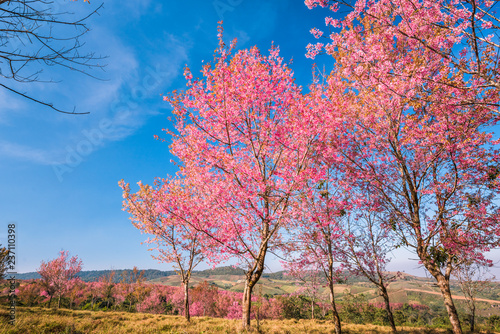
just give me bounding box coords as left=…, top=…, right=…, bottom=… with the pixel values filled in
left=197, top=266, right=246, bottom=277
left=14, top=266, right=259, bottom=282
left=14, top=269, right=177, bottom=283
left=12, top=266, right=413, bottom=284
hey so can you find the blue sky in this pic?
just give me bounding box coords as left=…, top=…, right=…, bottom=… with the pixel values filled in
left=1, top=0, right=498, bottom=277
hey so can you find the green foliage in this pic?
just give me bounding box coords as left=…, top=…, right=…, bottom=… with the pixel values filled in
left=392, top=303, right=435, bottom=327
left=278, top=295, right=323, bottom=320
left=338, top=292, right=387, bottom=325
left=488, top=315, right=500, bottom=330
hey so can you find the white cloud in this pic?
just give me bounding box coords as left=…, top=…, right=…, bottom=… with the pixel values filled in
left=0, top=89, right=28, bottom=125
left=0, top=140, right=59, bottom=165
left=81, top=32, right=189, bottom=142
left=0, top=29, right=190, bottom=166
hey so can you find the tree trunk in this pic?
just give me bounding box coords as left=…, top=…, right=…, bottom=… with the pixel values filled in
left=241, top=240, right=268, bottom=330
left=435, top=274, right=463, bottom=334
left=256, top=305, right=260, bottom=331
left=311, top=298, right=315, bottom=320
left=470, top=304, right=475, bottom=332
left=57, top=294, right=61, bottom=309
left=242, top=281, right=254, bottom=329
left=183, top=281, right=190, bottom=322
left=328, top=281, right=342, bottom=334
left=379, top=284, right=397, bottom=333
left=48, top=295, right=52, bottom=309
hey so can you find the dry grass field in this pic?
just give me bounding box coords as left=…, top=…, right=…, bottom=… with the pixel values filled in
left=1, top=306, right=496, bottom=334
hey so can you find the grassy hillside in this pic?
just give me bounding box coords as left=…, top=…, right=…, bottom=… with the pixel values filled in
left=0, top=306, right=458, bottom=334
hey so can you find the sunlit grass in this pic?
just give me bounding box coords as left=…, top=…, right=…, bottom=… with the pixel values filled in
left=0, top=306, right=496, bottom=333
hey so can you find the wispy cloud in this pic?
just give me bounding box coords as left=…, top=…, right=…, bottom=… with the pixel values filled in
left=81, top=31, right=190, bottom=142
left=0, top=22, right=190, bottom=167
left=0, top=140, right=59, bottom=165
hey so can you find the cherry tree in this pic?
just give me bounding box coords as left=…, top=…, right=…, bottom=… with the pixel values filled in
left=67, top=278, right=86, bottom=310
left=341, top=206, right=399, bottom=333
left=283, top=167, right=345, bottom=334
left=120, top=266, right=145, bottom=312
left=17, top=279, right=44, bottom=306
left=305, top=2, right=500, bottom=333
left=136, top=284, right=165, bottom=314
left=284, top=144, right=350, bottom=334
left=37, top=250, right=82, bottom=309
left=284, top=262, right=323, bottom=321
left=160, top=25, right=317, bottom=329
left=190, top=281, right=219, bottom=317
left=317, top=53, right=499, bottom=334
left=98, top=271, right=116, bottom=309
left=120, top=177, right=211, bottom=321
left=454, top=261, right=495, bottom=332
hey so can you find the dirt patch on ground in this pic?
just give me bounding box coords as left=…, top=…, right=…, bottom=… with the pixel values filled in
left=405, top=289, right=500, bottom=304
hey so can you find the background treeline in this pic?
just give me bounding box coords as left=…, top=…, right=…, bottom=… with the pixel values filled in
left=13, top=266, right=288, bottom=282
left=14, top=269, right=176, bottom=282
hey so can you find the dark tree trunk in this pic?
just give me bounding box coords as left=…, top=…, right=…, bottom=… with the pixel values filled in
left=183, top=281, right=190, bottom=322
left=379, top=284, right=397, bottom=333
left=470, top=304, right=475, bottom=332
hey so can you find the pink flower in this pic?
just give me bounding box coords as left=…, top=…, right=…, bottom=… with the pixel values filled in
left=325, top=17, right=341, bottom=28
left=306, top=43, right=324, bottom=59
left=310, top=28, right=324, bottom=39
left=304, top=0, right=328, bottom=9
left=481, top=21, right=493, bottom=29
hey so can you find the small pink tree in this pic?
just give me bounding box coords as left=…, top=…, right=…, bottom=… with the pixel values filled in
left=120, top=177, right=211, bottom=321
left=98, top=271, right=116, bottom=310
left=17, top=279, right=44, bottom=306
left=66, top=278, right=86, bottom=309
left=285, top=262, right=322, bottom=320
left=284, top=158, right=347, bottom=334
left=341, top=205, right=399, bottom=333
left=454, top=261, right=495, bottom=332
left=190, top=281, right=218, bottom=317
left=37, top=250, right=82, bottom=309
